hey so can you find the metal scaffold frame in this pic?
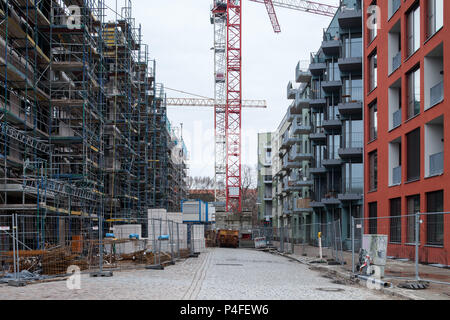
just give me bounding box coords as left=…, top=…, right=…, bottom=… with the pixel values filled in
left=0, top=0, right=188, bottom=244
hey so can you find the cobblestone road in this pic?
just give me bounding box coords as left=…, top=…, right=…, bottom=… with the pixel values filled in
left=0, top=248, right=392, bottom=300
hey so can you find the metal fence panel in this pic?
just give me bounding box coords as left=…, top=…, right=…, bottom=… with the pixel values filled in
left=352, top=212, right=450, bottom=285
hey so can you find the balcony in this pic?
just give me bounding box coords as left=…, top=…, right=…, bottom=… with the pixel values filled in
left=338, top=56, right=362, bottom=72
left=338, top=89, right=363, bottom=116
left=321, top=34, right=341, bottom=57
left=322, top=192, right=342, bottom=206
left=389, top=0, right=401, bottom=19
left=295, top=176, right=314, bottom=188
left=309, top=131, right=327, bottom=145
left=309, top=56, right=327, bottom=76
left=294, top=92, right=311, bottom=111
left=392, top=51, right=401, bottom=73
left=321, top=80, right=342, bottom=93
left=429, top=152, right=444, bottom=176
left=392, top=166, right=402, bottom=185
left=392, top=109, right=402, bottom=129
left=287, top=81, right=296, bottom=100
left=293, top=198, right=313, bottom=213
left=292, top=119, right=312, bottom=135
left=339, top=132, right=363, bottom=161
left=310, top=166, right=327, bottom=175
left=430, top=81, right=444, bottom=108
left=296, top=60, right=311, bottom=83
left=339, top=178, right=363, bottom=201
left=337, top=6, right=362, bottom=29
left=322, top=158, right=342, bottom=167
left=323, top=119, right=342, bottom=131
left=290, top=144, right=313, bottom=162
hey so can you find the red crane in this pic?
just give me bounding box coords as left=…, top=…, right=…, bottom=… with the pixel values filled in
left=211, top=0, right=338, bottom=213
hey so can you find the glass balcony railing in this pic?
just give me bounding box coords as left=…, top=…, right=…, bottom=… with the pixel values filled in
left=393, top=109, right=402, bottom=128
left=430, top=81, right=444, bottom=107
left=430, top=152, right=444, bottom=176
left=393, top=166, right=402, bottom=185
left=390, top=0, right=401, bottom=18
left=342, top=132, right=363, bottom=149
left=392, top=51, right=401, bottom=72
left=342, top=177, right=363, bottom=194
left=341, top=87, right=363, bottom=103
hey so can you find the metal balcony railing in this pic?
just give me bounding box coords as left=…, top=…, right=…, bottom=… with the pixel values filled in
left=393, top=166, right=402, bottom=185
left=430, top=152, right=444, bottom=176
left=430, top=81, right=444, bottom=107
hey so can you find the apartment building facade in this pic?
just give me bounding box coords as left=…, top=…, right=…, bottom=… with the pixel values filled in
left=306, top=0, right=364, bottom=249
left=267, top=0, right=364, bottom=245
left=256, top=132, right=273, bottom=226
left=364, top=0, right=448, bottom=264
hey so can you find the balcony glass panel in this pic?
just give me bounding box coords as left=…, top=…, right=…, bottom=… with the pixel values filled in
left=430, top=81, right=444, bottom=107
left=430, top=152, right=444, bottom=176
left=393, top=166, right=402, bottom=185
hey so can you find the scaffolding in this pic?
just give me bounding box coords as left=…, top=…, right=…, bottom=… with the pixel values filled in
left=0, top=0, right=188, bottom=238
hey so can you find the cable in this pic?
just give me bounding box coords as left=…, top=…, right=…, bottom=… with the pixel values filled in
left=164, top=87, right=212, bottom=100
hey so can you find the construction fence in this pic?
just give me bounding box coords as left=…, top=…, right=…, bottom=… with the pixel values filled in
left=351, top=212, right=450, bottom=286
left=252, top=220, right=345, bottom=265
left=0, top=214, right=206, bottom=285
left=251, top=213, right=449, bottom=285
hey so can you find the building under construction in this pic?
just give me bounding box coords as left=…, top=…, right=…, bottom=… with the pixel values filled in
left=0, top=0, right=188, bottom=223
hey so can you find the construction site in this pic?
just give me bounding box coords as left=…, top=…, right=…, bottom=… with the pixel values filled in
left=0, top=0, right=449, bottom=303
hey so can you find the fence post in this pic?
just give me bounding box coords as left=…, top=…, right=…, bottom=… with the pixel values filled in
left=415, top=212, right=420, bottom=281
left=351, top=216, right=355, bottom=274
left=177, top=223, right=180, bottom=259
left=12, top=214, right=17, bottom=280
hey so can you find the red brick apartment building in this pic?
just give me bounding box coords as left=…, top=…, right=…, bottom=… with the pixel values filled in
left=364, top=0, right=449, bottom=265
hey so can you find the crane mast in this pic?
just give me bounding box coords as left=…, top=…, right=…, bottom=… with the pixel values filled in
left=211, top=1, right=228, bottom=207
left=210, top=0, right=337, bottom=213
left=226, top=0, right=243, bottom=213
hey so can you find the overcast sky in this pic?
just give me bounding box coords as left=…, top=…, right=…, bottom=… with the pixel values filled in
left=104, top=0, right=339, bottom=178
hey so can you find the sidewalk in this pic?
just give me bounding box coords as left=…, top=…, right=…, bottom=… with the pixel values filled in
left=269, top=242, right=450, bottom=300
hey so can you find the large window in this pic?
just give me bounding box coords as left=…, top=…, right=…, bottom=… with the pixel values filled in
left=390, top=198, right=402, bottom=243
left=369, top=151, right=378, bottom=192
left=426, top=190, right=444, bottom=246
left=428, top=0, right=443, bottom=38
left=369, top=102, right=378, bottom=141
left=407, top=67, right=421, bottom=119
left=406, top=195, right=420, bottom=244
left=407, top=5, right=421, bottom=56
left=369, top=52, right=378, bottom=91
left=407, top=128, right=421, bottom=182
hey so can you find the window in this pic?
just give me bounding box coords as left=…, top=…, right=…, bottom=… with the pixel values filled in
left=369, top=102, right=378, bottom=141
left=369, top=151, right=378, bottom=191
left=390, top=198, right=402, bottom=243
left=426, top=190, right=444, bottom=246
left=407, top=5, right=421, bottom=56
left=406, top=195, right=420, bottom=243
left=406, top=128, right=421, bottom=182
left=428, top=0, right=443, bottom=38
left=369, top=52, right=378, bottom=91
left=407, top=67, right=421, bottom=119
left=368, top=202, right=378, bottom=234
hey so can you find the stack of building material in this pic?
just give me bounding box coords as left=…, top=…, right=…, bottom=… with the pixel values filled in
left=107, top=225, right=146, bottom=256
